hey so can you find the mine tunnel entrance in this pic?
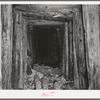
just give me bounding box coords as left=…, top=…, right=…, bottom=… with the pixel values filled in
left=25, top=21, right=74, bottom=89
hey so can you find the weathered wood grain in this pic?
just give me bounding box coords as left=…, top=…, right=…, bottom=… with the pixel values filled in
left=73, top=11, right=79, bottom=89
left=82, top=5, right=100, bottom=89
left=22, top=13, right=28, bottom=89
left=68, top=21, right=73, bottom=81
left=62, top=22, right=69, bottom=80
left=77, top=9, right=88, bottom=89
left=12, top=10, right=22, bottom=89
left=14, top=5, right=80, bottom=21
left=73, top=9, right=89, bottom=89
left=12, top=10, right=27, bottom=89
left=1, top=5, right=13, bottom=89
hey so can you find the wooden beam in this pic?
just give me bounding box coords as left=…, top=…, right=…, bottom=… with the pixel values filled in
left=12, top=10, right=21, bottom=89
left=77, top=9, right=88, bottom=89
left=27, top=20, right=63, bottom=26
left=14, top=5, right=80, bottom=14
left=82, top=5, right=100, bottom=89
left=1, top=5, right=13, bottom=89
left=68, top=21, right=73, bottom=81
left=22, top=17, right=28, bottom=89
left=12, top=8, right=28, bottom=89
left=73, top=9, right=89, bottom=89
left=22, top=12, right=69, bottom=22
left=62, top=22, right=69, bottom=80
left=73, top=11, right=79, bottom=89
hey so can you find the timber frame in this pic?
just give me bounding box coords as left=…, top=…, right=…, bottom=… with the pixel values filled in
left=2, top=5, right=96, bottom=89
left=12, top=5, right=88, bottom=89
left=12, top=6, right=75, bottom=89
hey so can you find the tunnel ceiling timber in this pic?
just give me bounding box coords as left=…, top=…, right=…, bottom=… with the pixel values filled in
left=14, top=5, right=81, bottom=22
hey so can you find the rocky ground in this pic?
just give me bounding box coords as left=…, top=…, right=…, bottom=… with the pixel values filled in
left=24, top=64, right=74, bottom=90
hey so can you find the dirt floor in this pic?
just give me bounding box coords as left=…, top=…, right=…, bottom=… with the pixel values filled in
left=24, top=64, right=74, bottom=90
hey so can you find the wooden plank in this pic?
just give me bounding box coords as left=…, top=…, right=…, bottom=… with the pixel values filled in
left=18, top=12, right=24, bottom=89
left=68, top=21, right=73, bottom=81
left=22, top=18, right=28, bottom=89
left=14, top=5, right=80, bottom=13
left=73, top=11, right=79, bottom=89
left=78, top=9, right=88, bottom=89
left=62, top=22, right=68, bottom=80
left=73, top=9, right=89, bottom=89
left=27, top=20, right=63, bottom=26
left=12, top=10, right=27, bottom=89
left=19, top=13, right=27, bottom=89
left=1, top=5, right=13, bottom=89
left=24, top=14, right=71, bottom=22
left=82, top=5, right=100, bottom=89
left=73, top=9, right=88, bottom=89
left=12, top=10, right=21, bottom=89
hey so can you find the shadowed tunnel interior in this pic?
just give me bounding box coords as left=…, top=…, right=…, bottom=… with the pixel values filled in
left=28, top=25, right=64, bottom=68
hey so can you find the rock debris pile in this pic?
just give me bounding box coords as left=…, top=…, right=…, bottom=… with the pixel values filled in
left=24, top=64, right=74, bottom=90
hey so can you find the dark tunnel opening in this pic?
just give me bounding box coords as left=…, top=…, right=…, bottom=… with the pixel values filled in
left=26, top=22, right=75, bottom=89
left=29, top=25, right=63, bottom=68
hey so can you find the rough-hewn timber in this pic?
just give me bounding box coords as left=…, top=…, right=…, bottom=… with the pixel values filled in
left=62, top=22, right=68, bottom=79
left=82, top=5, right=100, bottom=89
left=1, top=5, right=13, bottom=89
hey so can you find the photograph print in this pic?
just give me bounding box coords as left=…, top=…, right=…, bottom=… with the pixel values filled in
left=0, top=4, right=100, bottom=90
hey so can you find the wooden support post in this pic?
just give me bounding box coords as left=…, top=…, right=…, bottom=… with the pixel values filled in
left=1, top=5, right=13, bottom=89
left=79, top=10, right=88, bottom=89
left=13, top=10, right=27, bottom=89
left=73, top=8, right=89, bottom=89
left=73, top=11, right=79, bottom=89
left=62, top=23, right=68, bottom=80
left=82, top=5, right=100, bottom=89
left=77, top=9, right=88, bottom=89
left=68, top=21, right=73, bottom=81
left=23, top=18, right=27, bottom=87
left=13, top=11, right=22, bottom=89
